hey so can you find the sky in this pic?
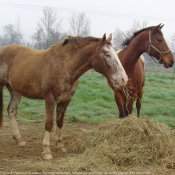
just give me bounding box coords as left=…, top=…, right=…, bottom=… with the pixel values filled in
left=0, top=0, right=175, bottom=43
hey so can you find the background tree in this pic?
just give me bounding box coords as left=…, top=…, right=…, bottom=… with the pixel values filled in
left=32, top=27, right=42, bottom=50
left=32, top=7, right=63, bottom=49
left=68, top=12, right=90, bottom=36
left=125, top=20, right=148, bottom=37
left=1, top=19, right=23, bottom=46
left=0, top=36, right=2, bottom=46
left=169, top=33, right=175, bottom=54
left=113, top=20, right=148, bottom=50
left=15, top=18, right=23, bottom=44
left=113, top=29, right=126, bottom=51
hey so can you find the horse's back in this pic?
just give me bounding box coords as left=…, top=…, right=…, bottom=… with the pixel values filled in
left=0, top=44, right=42, bottom=61
left=0, top=44, right=49, bottom=98
left=0, top=44, right=42, bottom=78
left=0, top=45, right=24, bottom=84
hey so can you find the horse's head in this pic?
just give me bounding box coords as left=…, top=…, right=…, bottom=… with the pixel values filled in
left=146, top=24, right=174, bottom=68
left=92, top=34, right=128, bottom=89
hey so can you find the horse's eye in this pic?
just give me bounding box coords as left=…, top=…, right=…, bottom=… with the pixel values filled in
left=157, top=39, right=163, bottom=43
left=104, top=52, right=110, bottom=58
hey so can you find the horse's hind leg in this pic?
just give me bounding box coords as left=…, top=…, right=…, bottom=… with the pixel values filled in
left=6, top=84, right=25, bottom=146
left=55, top=99, right=71, bottom=153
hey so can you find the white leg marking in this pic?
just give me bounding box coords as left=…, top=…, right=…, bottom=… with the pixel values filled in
left=43, top=131, right=53, bottom=160
left=10, top=117, right=21, bottom=141
left=55, top=127, right=63, bottom=147
left=9, top=109, right=26, bottom=147
left=55, top=126, right=67, bottom=153
left=43, top=131, right=50, bottom=148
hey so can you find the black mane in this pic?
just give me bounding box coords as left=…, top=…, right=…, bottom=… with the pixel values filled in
left=122, top=26, right=154, bottom=47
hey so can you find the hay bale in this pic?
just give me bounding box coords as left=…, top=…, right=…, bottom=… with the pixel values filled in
left=67, top=117, right=175, bottom=172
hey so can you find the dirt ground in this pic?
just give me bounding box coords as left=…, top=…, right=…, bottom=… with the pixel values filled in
left=0, top=119, right=175, bottom=175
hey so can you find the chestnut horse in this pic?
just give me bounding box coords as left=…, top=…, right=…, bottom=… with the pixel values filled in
left=0, top=34, right=128, bottom=160
left=110, top=24, right=174, bottom=118
left=116, top=50, right=145, bottom=117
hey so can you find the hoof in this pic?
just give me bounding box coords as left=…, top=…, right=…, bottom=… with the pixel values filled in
left=43, top=153, right=53, bottom=160
left=18, top=141, right=26, bottom=147
left=57, top=147, right=67, bottom=153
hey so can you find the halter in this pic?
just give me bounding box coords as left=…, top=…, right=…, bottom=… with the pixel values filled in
left=147, top=30, right=171, bottom=64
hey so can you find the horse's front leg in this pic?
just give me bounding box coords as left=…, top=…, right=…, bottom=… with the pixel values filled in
left=125, top=99, right=134, bottom=116
left=55, top=99, right=71, bottom=153
left=125, top=91, right=137, bottom=117
left=114, top=90, right=127, bottom=118
left=42, top=94, right=55, bottom=160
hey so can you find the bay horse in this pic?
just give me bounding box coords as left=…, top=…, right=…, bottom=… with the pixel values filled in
left=116, top=50, right=145, bottom=117
left=110, top=24, right=174, bottom=118
left=0, top=34, right=128, bottom=160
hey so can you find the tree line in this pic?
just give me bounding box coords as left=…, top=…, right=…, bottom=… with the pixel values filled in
left=0, top=6, right=175, bottom=54
left=0, top=7, right=90, bottom=50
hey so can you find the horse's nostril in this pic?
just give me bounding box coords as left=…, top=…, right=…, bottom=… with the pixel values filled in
left=121, top=78, right=126, bottom=84
left=170, top=60, right=174, bottom=67
left=121, top=76, right=128, bottom=85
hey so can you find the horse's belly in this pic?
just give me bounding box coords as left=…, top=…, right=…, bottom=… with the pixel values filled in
left=10, top=81, right=45, bottom=99
left=9, top=73, right=75, bottom=101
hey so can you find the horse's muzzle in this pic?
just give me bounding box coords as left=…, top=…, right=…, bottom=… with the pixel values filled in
left=112, top=75, right=128, bottom=89
left=163, top=60, right=174, bottom=68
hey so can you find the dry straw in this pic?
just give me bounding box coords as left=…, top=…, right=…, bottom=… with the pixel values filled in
left=119, top=85, right=137, bottom=112
left=66, top=117, right=175, bottom=172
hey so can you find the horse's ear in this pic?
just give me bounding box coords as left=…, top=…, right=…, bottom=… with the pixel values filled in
left=160, top=24, right=164, bottom=29
left=152, top=24, right=162, bottom=33
left=62, top=38, right=69, bottom=46
left=107, top=33, right=112, bottom=42
left=102, top=33, right=106, bottom=42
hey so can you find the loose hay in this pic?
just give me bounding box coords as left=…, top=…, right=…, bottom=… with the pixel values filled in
left=66, top=116, right=175, bottom=172
left=119, top=85, right=136, bottom=111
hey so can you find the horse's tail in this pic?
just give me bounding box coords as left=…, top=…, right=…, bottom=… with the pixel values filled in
left=0, top=89, right=3, bottom=128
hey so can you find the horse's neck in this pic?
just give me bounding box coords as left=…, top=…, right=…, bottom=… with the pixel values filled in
left=119, top=40, right=144, bottom=73
left=66, top=44, right=95, bottom=82
left=71, top=58, right=92, bottom=82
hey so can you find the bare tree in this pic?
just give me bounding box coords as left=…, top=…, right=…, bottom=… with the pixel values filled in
left=32, top=26, right=43, bottom=50
left=0, top=36, right=2, bottom=47
left=113, top=20, right=148, bottom=50
left=2, top=21, right=23, bottom=46
left=169, top=33, right=175, bottom=53
left=126, top=20, right=148, bottom=36
left=15, top=18, right=23, bottom=44
left=113, top=28, right=126, bottom=51
left=68, top=12, right=90, bottom=36
left=32, top=7, right=62, bottom=49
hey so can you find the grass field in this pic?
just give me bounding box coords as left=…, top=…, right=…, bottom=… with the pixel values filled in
left=2, top=68, right=175, bottom=128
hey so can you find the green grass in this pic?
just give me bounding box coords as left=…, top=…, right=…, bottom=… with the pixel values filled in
left=140, top=71, right=175, bottom=128
left=2, top=70, right=175, bottom=128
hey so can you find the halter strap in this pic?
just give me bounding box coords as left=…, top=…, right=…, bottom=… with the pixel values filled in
left=147, top=30, right=171, bottom=64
